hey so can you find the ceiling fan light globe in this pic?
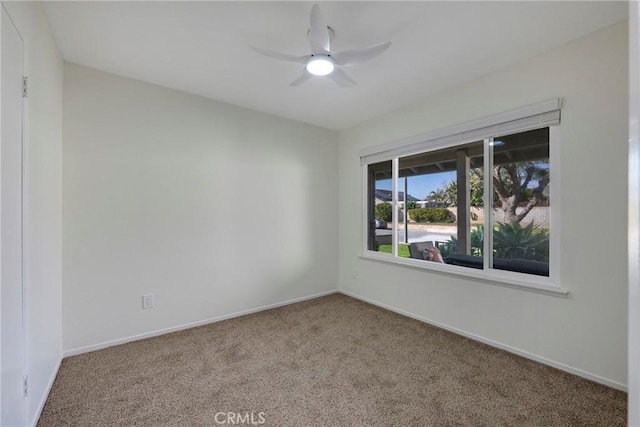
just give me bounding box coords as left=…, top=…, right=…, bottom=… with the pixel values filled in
left=306, top=56, right=335, bottom=76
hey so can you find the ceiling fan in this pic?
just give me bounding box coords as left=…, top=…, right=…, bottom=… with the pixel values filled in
left=252, top=4, right=391, bottom=87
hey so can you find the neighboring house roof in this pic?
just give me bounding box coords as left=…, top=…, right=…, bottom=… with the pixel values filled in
left=375, top=189, right=419, bottom=202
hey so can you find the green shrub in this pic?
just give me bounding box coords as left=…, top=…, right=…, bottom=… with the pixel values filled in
left=445, top=226, right=484, bottom=257
left=493, top=222, right=549, bottom=261
left=406, top=201, right=420, bottom=210
left=375, top=202, right=393, bottom=222
left=408, top=208, right=455, bottom=223
left=439, top=223, right=549, bottom=262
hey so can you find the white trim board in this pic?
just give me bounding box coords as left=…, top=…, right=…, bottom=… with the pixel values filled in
left=29, top=356, right=61, bottom=427
left=63, top=289, right=339, bottom=358
left=629, top=1, right=640, bottom=424
left=360, top=98, right=560, bottom=165
left=338, top=289, right=627, bottom=392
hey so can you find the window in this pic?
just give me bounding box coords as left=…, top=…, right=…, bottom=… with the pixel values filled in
left=361, top=100, right=563, bottom=293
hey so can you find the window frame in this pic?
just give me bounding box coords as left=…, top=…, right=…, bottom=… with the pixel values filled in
left=360, top=100, right=567, bottom=297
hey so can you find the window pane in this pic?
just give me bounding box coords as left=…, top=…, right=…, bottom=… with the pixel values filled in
left=398, top=141, right=483, bottom=267
left=491, top=128, right=550, bottom=277
left=367, top=160, right=393, bottom=253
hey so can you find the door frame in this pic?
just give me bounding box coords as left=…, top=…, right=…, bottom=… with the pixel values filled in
left=629, top=1, right=640, bottom=425
left=0, top=2, right=29, bottom=424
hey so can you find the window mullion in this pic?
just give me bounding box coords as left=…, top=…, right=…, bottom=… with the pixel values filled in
left=391, top=158, right=399, bottom=257
left=363, top=165, right=371, bottom=251
left=483, top=138, right=493, bottom=270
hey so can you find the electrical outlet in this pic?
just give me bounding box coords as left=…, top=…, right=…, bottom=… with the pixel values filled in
left=142, top=294, right=154, bottom=309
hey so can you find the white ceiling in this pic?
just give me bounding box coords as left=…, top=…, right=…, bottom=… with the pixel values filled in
left=43, top=1, right=627, bottom=131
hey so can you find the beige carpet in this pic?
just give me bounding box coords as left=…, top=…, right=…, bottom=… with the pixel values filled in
left=38, top=294, right=626, bottom=426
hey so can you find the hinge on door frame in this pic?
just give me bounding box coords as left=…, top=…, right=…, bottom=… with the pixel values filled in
left=23, top=375, right=28, bottom=397
left=22, top=76, right=28, bottom=98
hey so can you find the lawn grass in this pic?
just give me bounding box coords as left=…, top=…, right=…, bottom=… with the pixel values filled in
left=378, top=244, right=411, bottom=258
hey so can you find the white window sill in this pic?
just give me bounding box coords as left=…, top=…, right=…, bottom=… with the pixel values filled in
left=359, top=251, right=568, bottom=298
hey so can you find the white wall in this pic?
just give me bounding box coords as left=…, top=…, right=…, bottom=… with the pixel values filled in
left=1, top=1, right=63, bottom=425
left=62, top=64, right=338, bottom=353
left=338, top=22, right=629, bottom=388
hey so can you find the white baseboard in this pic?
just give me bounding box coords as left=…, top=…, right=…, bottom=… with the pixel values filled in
left=63, top=289, right=339, bottom=358
left=62, top=287, right=626, bottom=390
left=339, top=289, right=627, bottom=392
left=29, top=355, right=62, bottom=427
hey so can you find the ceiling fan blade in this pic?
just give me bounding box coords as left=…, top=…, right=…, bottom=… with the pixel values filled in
left=326, top=68, right=356, bottom=87
left=309, top=4, right=330, bottom=54
left=333, top=41, right=391, bottom=67
left=251, top=46, right=308, bottom=64
left=290, top=69, right=312, bottom=87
